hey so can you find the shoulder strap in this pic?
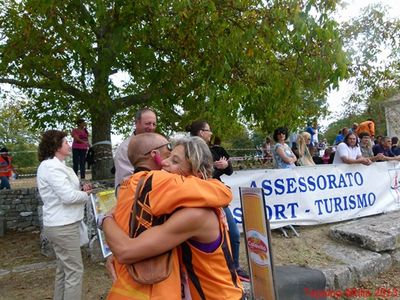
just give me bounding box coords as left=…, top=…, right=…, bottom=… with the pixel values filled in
left=129, top=176, right=146, bottom=238
left=129, top=174, right=170, bottom=238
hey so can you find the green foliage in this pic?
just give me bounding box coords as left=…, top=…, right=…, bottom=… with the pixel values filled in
left=251, top=130, right=267, bottom=149
left=0, top=99, right=40, bottom=173
left=0, top=0, right=348, bottom=179
left=0, top=99, right=39, bottom=145
left=222, top=126, right=269, bottom=159
left=341, top=4, right=400, bottom=124
left=10, top=144, right=38, bottom=175
left=323, top=116, right=358, bottom=145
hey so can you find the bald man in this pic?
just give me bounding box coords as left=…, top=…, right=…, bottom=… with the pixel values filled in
left=102, top=133, right=239, bottom=299
left=113, top=108, right=157, bottom=188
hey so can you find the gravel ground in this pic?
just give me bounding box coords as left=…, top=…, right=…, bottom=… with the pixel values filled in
left=1, top=227, right=399, bottom=300
left=3, top=177, right=400, bottom=299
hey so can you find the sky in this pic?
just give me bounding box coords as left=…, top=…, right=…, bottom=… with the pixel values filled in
left=322, top=0, right=400, bottom=129
left=75, top=1, right=400, bottom=144
left=2, top=1, right=400, bottom=145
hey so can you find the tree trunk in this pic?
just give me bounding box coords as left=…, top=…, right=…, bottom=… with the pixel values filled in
left=90, top=111, right=114, bottom=180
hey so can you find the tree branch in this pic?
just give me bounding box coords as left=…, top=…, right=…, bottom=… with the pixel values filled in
left=0, top=77, right=90, bottom=100
left=74, top=0, right=98, bottom=35
left=49, top=3, right=96, bottom=72
left=114, top=93, right=152, bottom=111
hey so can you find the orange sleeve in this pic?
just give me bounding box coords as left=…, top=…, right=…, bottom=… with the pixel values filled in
left=110, top=173, right=182, bottom=300
left=147, top=171, right=232, bottom=216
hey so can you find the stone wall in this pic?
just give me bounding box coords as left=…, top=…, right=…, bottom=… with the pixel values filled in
left=0, top=188, right=41, bottom=232
left=1, top=181, right=116, bottom=262
left=0, top=180, right=114, bottom=234
left=0, top=187, right=108, bottom=262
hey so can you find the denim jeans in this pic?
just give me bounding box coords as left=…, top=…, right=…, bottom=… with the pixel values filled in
left=0, top=176, right=10, bottom=190
left=72, top=149, right=87, bottom=179
left=223, top=206, right=240, bottom=269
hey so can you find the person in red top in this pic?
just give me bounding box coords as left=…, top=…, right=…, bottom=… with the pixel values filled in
left=71, top=118, right=90, bottom=179
left=0, top=147, right=14, bottom=190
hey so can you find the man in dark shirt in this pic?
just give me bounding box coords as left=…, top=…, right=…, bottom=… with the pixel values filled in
left=392, top=136, right=400, bottom=155
left=373, top=136, right=400, bottom=161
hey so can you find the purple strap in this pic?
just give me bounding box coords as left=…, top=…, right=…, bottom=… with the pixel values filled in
left=188, top=233, right=222, bottom=253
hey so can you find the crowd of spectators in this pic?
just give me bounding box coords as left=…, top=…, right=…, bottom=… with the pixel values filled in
left=267, top=118, right=400, bottom=168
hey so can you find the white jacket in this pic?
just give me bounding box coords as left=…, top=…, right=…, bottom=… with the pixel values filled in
left=37, top=157, right=89, bottom=227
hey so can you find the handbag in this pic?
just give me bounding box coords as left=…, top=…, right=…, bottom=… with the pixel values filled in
left=127, top=251, right=173, bottom=284
left=79, top=220, right=89, bottom=246
left=126, top=175, right=173, bottom=284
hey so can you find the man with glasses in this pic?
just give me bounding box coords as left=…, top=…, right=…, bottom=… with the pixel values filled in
left=102, top=133, right=238, bottom=299
left=113, top=108, right=157, bottom=188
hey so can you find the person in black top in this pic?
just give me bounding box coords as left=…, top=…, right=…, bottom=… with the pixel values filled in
left=186, top=120, right=249, bottom=282
left=210, top=136, right=234, bottom=180
left=391, top=136, right=399, bottom=155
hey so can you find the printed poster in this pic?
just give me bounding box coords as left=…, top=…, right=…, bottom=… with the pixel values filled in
left=90, top=189, right=116, bottom=258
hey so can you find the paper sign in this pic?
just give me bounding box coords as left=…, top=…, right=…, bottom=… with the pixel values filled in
left=90, top=190, right=116, bottom=258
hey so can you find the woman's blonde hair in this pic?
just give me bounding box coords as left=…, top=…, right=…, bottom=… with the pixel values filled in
left=296, top=132, right=315, bottom=166
left=174, top=136, right=213, bottom=179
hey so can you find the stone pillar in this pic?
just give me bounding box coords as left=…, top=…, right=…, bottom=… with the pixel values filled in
left=0, top=210, right=5, bottom=237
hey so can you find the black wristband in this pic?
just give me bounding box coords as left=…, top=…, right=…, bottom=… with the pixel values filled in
left=97, top=213, right=114, bottom=230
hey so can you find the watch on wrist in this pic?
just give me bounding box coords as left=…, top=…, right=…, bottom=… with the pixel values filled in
left=97, top=213, right=114, bottom=230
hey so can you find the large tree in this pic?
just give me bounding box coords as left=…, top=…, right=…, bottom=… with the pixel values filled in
left=0, top=0, right=347, bottom=179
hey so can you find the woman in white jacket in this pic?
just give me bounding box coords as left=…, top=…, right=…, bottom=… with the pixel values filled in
left=37, top=130, right=92, bottom=300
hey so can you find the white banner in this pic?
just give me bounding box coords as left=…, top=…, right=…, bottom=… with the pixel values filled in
left=223, top=161, right=400, bottom=229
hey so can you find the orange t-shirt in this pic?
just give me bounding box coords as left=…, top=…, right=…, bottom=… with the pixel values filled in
left=108, top=171, right=233, bottom=299
left=356, top=121, right=375, bottom=137
left=180, top=209, right=244, bottom=300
